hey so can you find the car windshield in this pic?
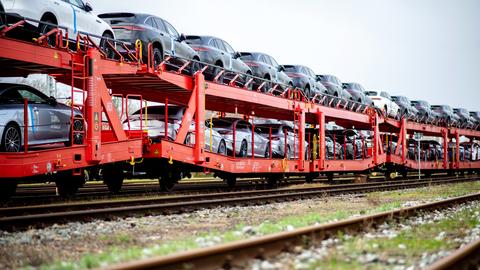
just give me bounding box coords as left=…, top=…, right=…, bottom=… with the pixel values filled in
left=98, top=13, right=139, bottom=24
left=283, top=65, right=299, bottom=72
left=211, top=119, right=233, bottom=128
left=239, top=53, right=255, bottom=61
left=185, top=36, right=204, bottom=45
left=132, top=106, right=183, bottom=118
left=257, top=126, right=281, bottom=134
left=365, top=91, right=378, bottom=96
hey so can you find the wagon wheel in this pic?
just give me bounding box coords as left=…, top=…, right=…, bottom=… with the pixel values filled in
left=103, top=163, right=125, bottom=194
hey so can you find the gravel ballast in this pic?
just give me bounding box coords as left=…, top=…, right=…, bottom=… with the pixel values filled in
left=1, top=181, right=479, bottom=269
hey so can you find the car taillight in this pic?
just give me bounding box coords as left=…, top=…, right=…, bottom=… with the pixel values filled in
left=286, top=73, right=302, bottom=78
left=112, top=25, right=146, bottom=31
left=192, top=46, right=210, bottom=52
left=244, top=61, right=259, bottom=67
left=371, top=97, right=381, bottom=100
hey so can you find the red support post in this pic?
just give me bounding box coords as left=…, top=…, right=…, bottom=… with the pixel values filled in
left=23, top=98, right=28, bottom=153
left=443, top=129, right=448, bottom=169
left=251, top=120, right=255, bottom=159
left=233, top=122, right=236, bottom=159
left=455, top=132, right=460, bottom=169
left=193, top=72, right=205, bottom=164
left=317, top=110, right=325, bottom=170
left=165, top=98, right=168, bottom=141
left=269, top=127, right=272, bottom=159
left=298, top=109, right=305, bottom=170
left=85, top=49, right=102, bottom=162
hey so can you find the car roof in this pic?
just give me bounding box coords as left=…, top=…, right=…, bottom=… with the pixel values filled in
left=0, top=83, right=35, bottom=93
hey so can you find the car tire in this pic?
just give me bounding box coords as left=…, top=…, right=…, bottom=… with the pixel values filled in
left=285, top=145, right=292, bottom=160
left=264, top=144, right=270, bottom=158
left=217, top=139, right=227, bottom=155
left=100, top=32, right=115, bottom=59
left=304, top=85, right=311, bottom=100
left=190, top=57, right=201, bottom=76
left=0, top=180, right=18, bottom=200
left=103, top=163, right=124, bottom=194
left=153, top=47, right=164, bottom=69
left=38, top=19, right=57, bottom=47
left=238, top=140, right=248, bottom=157
left=1, top=123, right=21, bottom=152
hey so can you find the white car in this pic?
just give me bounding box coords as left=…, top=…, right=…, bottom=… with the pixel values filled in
left=1, top=0, right=114, bottom=47
left=365, top=90, right=400, bottom=118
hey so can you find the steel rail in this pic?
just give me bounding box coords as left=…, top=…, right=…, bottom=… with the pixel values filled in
left=103, top=193, right=480, bottom=270
left=0, top=177, right=477, bottom=231
left=427, top=238, right=480, bottom=270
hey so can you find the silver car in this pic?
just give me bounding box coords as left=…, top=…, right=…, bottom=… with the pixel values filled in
left=256, top=122, right=309, bottom=159
left=211, top=118, right=270, bottom=158
left=125, top=105, right=226, bottom=154
left=0, top=83, right=83, bottom=152
left=124, top=105, right=184, bottom=141
left=185, top=121, right=227, bottom=155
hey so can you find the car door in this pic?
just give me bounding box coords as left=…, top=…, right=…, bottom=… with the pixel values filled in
left=17, top=88, right=60, bottom=142
left=55, top=0, right=76, bottom=38
left=153, top=18, right=173, bottom=56
left=163, top=19, right=185, bottom=58
left=66, top=0, right=92, bottom=36
left=220, top=40, right=236, bottom=71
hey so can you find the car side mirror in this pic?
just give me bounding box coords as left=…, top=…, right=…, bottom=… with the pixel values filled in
left=278, top=66, right=285, bottom=72
left=48, top=96, right=57, bottom=106
left=85, top=2, right=93, bottom=12
left=233, top=52, right=241, bottom=59
left=178, top=33, right=186, bottom=42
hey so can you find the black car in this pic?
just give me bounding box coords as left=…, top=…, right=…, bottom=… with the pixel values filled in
left=431, top=105, right=457, bottom=126
left=184, top=35, right=252, bottom=85
left=342, top=83, right=373, bottom=106
left=453, top=108, right=474, bottom=128
left=98, top=13, right=199, bottom=70
left=411, top=100, right=436, bottom=123
left=283, top=65, right=327, bottom=99
left=470, top=111, right=480, bottom=127
left=326, top=129, right=369, bottom=160
left=392, top=95, right=418, bottom=120
left=316, top=75, right=352, bottom=100
left=238, top=52, right=293, bottom=92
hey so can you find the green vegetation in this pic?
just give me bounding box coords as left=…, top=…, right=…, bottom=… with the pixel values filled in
left=38, top=181, right=480, bottom=269
left=310, top=203, right=480, bottom=269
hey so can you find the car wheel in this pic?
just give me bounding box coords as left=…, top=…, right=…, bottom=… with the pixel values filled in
left=1, top=123, right=21, bottom=152
left=153, top=47, right=164, bottom=69
left=100, top=32, right=115, bottom=59
left=226, top=175, right=237, bottom=188
left=55, top=170, right=85, bottom=197
left=190, top=57, right=201, bottom=76
left=159, top=171, right=179, bottom=192
left=304, top=85, right=311, bottom=100
left=264, top=144, right=270, bottom=158
left=38, top=19, right=57, bottom=47
left=263, top=75, right=271, bottom=92
left=217, top=139, right=227, bottom=155
left=238, top=140, right=248, bottom=157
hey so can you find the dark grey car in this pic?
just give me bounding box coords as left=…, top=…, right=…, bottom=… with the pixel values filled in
left=316, top=74, right=352, bottom=100
left=453, top=108, right=474, bottom=128
left=431, top=105, right=457, bottom=126
left=238, top=52, right=293, bottom=92
left=411, top=100, right=436, bottom=123
left=342, top=83, right=373, bottom=106
left=185, top=35, right=252, bottom=85
left=470, top=112, right=480, bottom=127
left=283, top=65, right=327, bottom=99
left=392, top=95, right=418, bottom=120
left=99, top=13, right=199, bottom=69
left=0, top=83, right=83, bottom=152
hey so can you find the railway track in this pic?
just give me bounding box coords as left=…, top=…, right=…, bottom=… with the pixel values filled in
left=427, top=237, right=480, bottom=270
left=0, top=176, right=477, bottom=231
left=7, top=173, right=450, bottom=206
left=103, top=192, right=480, bottom=270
